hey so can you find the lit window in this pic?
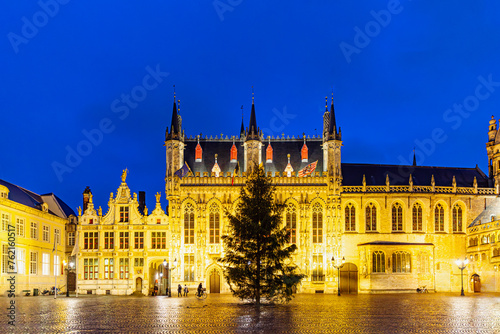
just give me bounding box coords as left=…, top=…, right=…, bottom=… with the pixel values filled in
left=54, top=255, right=60, bottom=276
left=119, top=232, right=129, bottom=249
left=104, top=258, right=114, bottom=279
left=134, top=232, right=144, bottom=249
left=119, top=258, right=129, bottom=279
left=372, top=251, right=385, bottom=273
left=266, top=143, right=273, bottom=163
left=286, top=204, right=297, bottom=244
left=1, top=245, right=8, bottom=274
left=184, top=203, right=195, bottom=244
left=230, top=143, right=237, bottom=162
left=435, top=204, right=444, bottom=232
left=195, top=142, right=202, bottom=162
left=42, top=225, right=50, bottom=242
left=392, top=251, right=411, bottom=273
left=16, top=248, right=25, bottom=275
left=30, top=252, right=37, bottom=275
left=209, top=203, right=220, bottom=244
left=312, top=203, right=323, bottom=243
left=68, top=232, right=75, bottom=246
left=184, top=254, right=194, bottom=282
left=119, top=207, right=129, bottom=223
left=366, top=203, right=377, bottom=231
left=392, top=203, right=403, bottom=231
left=412, top=203, right=422, bottom=231
left=345, top=203, right=355, bottom=232
left=134, top=258, right=144, bottom=267
left=104, top=232, right=114, bottom=249
left=452, top=204, right=463, bottom=232
left=30, top=222, right=38, bottom=239
left=151, top=232, right=166, bottom=249
left=312, top=254, right=324, bottom=281
left=42, top=253, right=50, bottom=275
left=55, top=229, right=60, bottom=245
left=16, top=218, right=25, bottom=237
left=301, top=143, right=308, bottom=162
left=84, top=232, right=98, bottom=249
left=84, top=258, right=98, bottom=280
left=2, top=213, right=10, bottom=231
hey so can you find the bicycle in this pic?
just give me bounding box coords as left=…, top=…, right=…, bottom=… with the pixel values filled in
left=417, top=285, right=428, bottom=293
left=195, top=288, right=207, bottom=299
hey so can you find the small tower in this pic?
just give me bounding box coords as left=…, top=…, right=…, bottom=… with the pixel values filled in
left=323, top=93, right=343, bottom=195
left=486, top=116, right=500, bottom=182
left=83, top=186, right=92, bottom=212
left=243, top=90, right=263, bottom=173
left=165, top=88, right=185, bottom=199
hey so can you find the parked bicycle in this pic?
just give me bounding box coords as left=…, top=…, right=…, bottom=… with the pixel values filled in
left=417, top=285, right=428, bottom=293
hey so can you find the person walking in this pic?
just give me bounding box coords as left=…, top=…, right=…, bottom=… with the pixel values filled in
left=177, top=284, right=182, bottom=297
left=184, top=284, right=189, bottom=297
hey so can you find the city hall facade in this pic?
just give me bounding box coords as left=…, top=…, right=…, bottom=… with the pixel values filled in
left=75, top=95, right=500, bottom=295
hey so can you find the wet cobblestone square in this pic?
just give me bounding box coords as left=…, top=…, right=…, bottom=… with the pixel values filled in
left=2, top=293, right=500, bottom=333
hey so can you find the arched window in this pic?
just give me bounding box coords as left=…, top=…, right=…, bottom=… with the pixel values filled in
left=285, top=203, right=297, bottom=244
left=184, top=203, right=195, bottom=244
left=434, top=203, right=444, bottom=232
left=392, top=203, right=403, bottom=231
left=209, top=203, right=220, bottom=244
left=366, top=202, right=377, bottom=232
left=312, top=203, right=323, bottom=243
left=266, top=143, right=273, bottom=163
left=345, top=203, right=355, bottom=232
left=392, top=251, right=411, bottom=273
left=492, top=234, right=496, bottom=244
left=195, top=142, right=202, bottom=162
left=372, top=251, right=385, bottom=273
left=452, top=204, right=463, bottom=232
left=412, top=203, right=422, bottom=231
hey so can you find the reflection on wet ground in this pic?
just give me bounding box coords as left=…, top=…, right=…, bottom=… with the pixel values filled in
left=2, top=293, right=500, bottom=333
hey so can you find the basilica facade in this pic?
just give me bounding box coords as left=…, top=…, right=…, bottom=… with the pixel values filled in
left=76, top=95, right=500, bottom=295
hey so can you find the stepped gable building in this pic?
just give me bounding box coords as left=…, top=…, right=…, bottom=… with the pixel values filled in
left=0, top=179, right=76, bottom=295
left=77, top=93, right=500, bottom=295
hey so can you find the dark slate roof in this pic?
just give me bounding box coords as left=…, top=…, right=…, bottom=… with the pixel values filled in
left=184, top=138, right=324, bottom=176
left=0, top=179, right=75, bottom=218
left=469, top=197, right=500, bottom=227
left=341, top=163, right=490, bottom=187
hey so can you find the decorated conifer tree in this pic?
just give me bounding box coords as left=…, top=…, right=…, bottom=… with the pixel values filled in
left=219, top=166, right=304, bottom=305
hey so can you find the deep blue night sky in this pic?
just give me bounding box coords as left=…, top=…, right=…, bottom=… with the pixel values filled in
left=2, top=1, right=500, bottom=213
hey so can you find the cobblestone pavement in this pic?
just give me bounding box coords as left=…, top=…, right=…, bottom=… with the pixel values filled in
left=2, top=293, right=500, bottom=333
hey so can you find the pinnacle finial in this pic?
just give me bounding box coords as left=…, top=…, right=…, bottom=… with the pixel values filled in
left=173, top=84, right=176, bottom=101
left=252, top=86, right=254, bottom=103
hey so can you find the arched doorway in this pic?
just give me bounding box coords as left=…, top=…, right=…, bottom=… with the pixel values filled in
left=136, top=277, right=143, bottom=293
left=471, top=274, right=481, bottom=292
left=340, top=263, right=358, bottom=294
left=209, top=268, right=221, bottom=293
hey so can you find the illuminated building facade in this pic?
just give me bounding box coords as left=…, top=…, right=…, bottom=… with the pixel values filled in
left=77, top=95, right=500, bottom=295
left=0, top=179, right=75, bottom=295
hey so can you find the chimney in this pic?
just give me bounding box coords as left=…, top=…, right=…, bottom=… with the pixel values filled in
left=139, top=191, right=146, bottom=214
left=83, top=186, right=92, bottom=212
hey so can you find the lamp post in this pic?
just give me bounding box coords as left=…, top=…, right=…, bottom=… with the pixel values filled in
left=455, top=257, right=469, bottom=296
left=167, top=258, right=177, bottom=297
left=159, top=272, right=163, bottom=295
left=332, top=256, right=345, bottom=296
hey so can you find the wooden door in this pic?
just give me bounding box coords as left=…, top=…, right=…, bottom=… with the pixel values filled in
left=209, top=270, right=220, bottom=293
left=472, top=275, right=481, bottom=292
left=136, top=277, right=142, bottom=292
left=67, top=272, right=76, bottom=292
left=340, top=263, right=358, bottom=294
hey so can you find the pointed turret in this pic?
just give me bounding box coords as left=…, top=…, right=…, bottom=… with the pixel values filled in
left=247, top=93, right=259, bottom=139
left=327, top=93, right=341, bottom=140
left=240, top=105, right=245, bottom=138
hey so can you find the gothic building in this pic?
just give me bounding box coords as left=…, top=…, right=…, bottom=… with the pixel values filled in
left=76, top=94, right=500, bottom=295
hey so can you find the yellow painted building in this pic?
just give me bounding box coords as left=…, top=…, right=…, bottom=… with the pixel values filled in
left=0, top=179, right=75, bottom=296
left=76, top=96, right=500, bottom=295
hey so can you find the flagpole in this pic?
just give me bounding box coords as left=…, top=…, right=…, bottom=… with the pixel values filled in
left=75, top=227, right=78, bottom=298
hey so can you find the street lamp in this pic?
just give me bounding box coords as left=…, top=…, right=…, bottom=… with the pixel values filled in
left=332, top=256, right=345, bottom=296
left=455, top=257, right=469, bottom=296
left=167, top=258, right=177, bottom=297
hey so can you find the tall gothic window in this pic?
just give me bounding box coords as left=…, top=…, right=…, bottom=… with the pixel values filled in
left=230, top=143, right=237, bottom=162
left=366, top=202, right=377, bottom=231
left=184, top=203, right=195, bottom=244
left=452, top=204, right=463, bottom=232
left=209, top=203, right=220, bottom=244
left=312, top=203, right=323, bottom=243
left=372, top=251, right=385, bottom=273
left=392, top=203, right=403, bottom=231
left=435, top=203, right=444, bottom=232
left=392, top=251, right=411, bottom=273
left=285, top=203, right=297, bottom=244
left=412, top=203, right=423, bottom=231
left=345, top=203, right=355, bottom=232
